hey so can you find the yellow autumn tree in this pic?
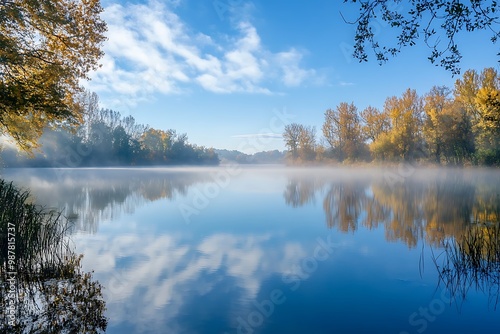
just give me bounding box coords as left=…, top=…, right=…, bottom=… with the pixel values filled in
left=455, top=67, right=500, bottom=164
left=374, top=89, right=424, bottom=161
left=0, top=0, right=107, bottom=151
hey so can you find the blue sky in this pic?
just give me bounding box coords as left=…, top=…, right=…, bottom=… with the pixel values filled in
left=86, top=0, right=500, bottom=153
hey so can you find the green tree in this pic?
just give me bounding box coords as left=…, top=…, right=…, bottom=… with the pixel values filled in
left=112, top=126, right=132, bottom=164
left=0, top=0, right=107, bottom=151
left=342, top=0, right=500, bottom=75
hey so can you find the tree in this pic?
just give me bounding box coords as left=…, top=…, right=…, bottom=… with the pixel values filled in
left=140, top=129, right=172, bottom=163
left=323, top=102, right=364, bottom=161
left=76, top=90, right=101, bottom=142
left=298, top=125, right=317, bottom=161
left=342, top=0, right=500, bottom=75
left=455, top=67, right=500, bottom=164
left=381, top=89, right=424, bottom=160
left=0, top=0, right=107, bottom=151
left=440, top=101, right=475, bottom=164
left=322, top=108, right=340, bottom=154
left=282, top=123, right=317, bottom=161
left=423, top=86, right=452, bottom=163
left=112, top=126, right=132, bottom=164
left=423, top=86, right=475, bottom=164
left=283, top=123, right=302, bottom=159
left=360, top=106, right=390, bottom=142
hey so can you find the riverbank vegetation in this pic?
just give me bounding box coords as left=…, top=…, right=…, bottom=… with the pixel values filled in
left=1, top=92, right=219, bottom=167
left=0, top=179, right=107, bottom=332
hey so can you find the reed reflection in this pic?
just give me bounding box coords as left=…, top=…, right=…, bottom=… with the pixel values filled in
left=0, top=181, right=107, bottom=333
left=434, top=221, right=500, bottom=309
left=283, top=168, right=500, bottom=308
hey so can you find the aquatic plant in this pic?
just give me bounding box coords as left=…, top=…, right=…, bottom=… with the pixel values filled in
left=0, top=179, right=107, bottom=333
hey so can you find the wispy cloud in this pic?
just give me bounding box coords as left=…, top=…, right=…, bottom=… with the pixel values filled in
left=339, top=81, right=355, bottom=86
left=88, top=0, right=320, bottom=102
left=77, top=232, right=308, bottom=332
left=231, top=133, right=282, bottom=139
left=275, top=49, right=318, bottom=87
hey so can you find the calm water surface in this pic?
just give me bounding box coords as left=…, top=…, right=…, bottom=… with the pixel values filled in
left=2, top=166, right=500, bottom=334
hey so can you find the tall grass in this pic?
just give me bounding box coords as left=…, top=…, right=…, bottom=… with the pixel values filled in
left=0, top=179, right=71, bottom=279
left=0, top=179, right=107, bottom=333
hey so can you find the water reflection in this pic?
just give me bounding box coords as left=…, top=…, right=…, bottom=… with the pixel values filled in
left=0, top=206, right=107, bottom=332
left=434, top=221, right=500, bottom=309
left=2, top=168, right=212, bottom=233
left=283, top=176, right=320, bottom=207
left=283, top=168, right=498, bottom=248
left=282, top=168, right=500, bottom=316
left=1, top=167, right=498, bottom=333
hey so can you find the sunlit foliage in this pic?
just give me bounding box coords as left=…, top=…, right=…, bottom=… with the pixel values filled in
left=0, top=0, right=107, bottom=151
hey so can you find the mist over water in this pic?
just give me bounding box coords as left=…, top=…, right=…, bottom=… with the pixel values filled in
left=1, top=166, right=499, bottom=333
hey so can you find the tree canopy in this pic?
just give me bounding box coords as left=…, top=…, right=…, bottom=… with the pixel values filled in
left=0, top=94, right=220, bottom=167
left=342, top=0, right=500, bottom=75
left=0, top=0, right=107, bottom=151
left=282, top=67, right=500, bottom=166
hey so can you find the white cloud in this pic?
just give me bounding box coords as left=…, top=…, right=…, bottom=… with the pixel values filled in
left=88, top=1, right=319, bottom=102
left=75, top=231, right=310, bottom=332
left=275, top=49, right=318, bottom=87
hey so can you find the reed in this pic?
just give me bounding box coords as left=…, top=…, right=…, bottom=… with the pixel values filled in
left=434, top=222, right=500, bottom=308
left=0, top=179, right=107, bottom=333
left=0, top=179, right=71, bottom=279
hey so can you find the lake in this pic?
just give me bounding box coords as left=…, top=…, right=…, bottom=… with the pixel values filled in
left=1, top=166, right=499, bottom=334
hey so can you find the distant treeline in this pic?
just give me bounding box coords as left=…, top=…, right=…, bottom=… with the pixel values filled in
left=0, top=92, right=219, bottom=167
left=283, top=67, right=500, bottom=166
left=215, top=149, right=285, bottom=164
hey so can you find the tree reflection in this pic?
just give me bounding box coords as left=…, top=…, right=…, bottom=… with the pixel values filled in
left=0, top=181, right=107, bottom=332
left=282, top=169, right=500, bottom=307
left=323, top=182, right=367, bottom=232
left=3, top=168, right=212, bottom=233
left=283, top=176, right=320, bottom=207
left=283, top=169, right=499, bottom=249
